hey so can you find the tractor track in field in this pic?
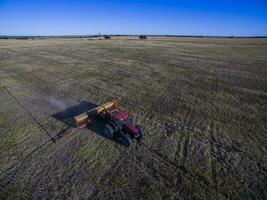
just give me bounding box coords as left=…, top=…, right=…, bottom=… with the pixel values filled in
left=3, top=86, right=55, bottom=142
left=97, top=154, right=125, bottom=185
left=17, top=48, right=127, bottom=98
left=0, top=137, right=52, bottom=198
left=0, top=85, right=87, bottom=196
left=150, top=75, right=181, bottom=114
left=138, top=145, right=228, bottom=199
left=0, top=165, right=22, bottom=195
left=0, top=87, right=55, bottom=195
left=181, top=132, right=191, bottom=166
left=209, top=123, right=219, bottom=193
left=0, top=126, right=83, bottom=197
left=1, top=63, right=116, bottom=103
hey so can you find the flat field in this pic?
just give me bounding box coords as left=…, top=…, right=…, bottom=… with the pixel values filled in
left=0, top=37, right=266, bottom=199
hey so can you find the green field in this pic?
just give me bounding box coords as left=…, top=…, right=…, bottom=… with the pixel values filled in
left=0, top=37, right=266, bottom=199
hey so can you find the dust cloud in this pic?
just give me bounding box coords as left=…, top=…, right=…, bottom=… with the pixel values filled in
left=47, top=97, right=67, bottom=111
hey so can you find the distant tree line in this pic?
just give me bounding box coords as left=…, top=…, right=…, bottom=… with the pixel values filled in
left=139, top=35, right=147, bottom=40
left=104, top=35, right=111, bottom=39
left=1, top=35, right=265, bottom=40
left=0, top=36, right=30, bottom=40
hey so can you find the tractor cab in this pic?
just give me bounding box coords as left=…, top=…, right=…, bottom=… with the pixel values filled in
left=110, top=112, right=137, bottom=134
left=112, top=112, right=129, bottom=121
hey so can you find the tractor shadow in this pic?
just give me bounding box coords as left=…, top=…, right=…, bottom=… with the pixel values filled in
left=51, top=101, right=126, bottom=145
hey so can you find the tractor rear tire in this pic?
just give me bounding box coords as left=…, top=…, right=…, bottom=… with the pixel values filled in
left=122, top=134, right=131, bottom=147
left=103, top=124, right=114, bottom=139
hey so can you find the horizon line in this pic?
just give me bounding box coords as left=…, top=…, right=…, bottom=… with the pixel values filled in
left=1, top=34, right=267, bottom=38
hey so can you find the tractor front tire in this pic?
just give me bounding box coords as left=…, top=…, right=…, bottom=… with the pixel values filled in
left=135, top=125, right=143, bottom=142
left=103, top=124, right=114, bottom=139
left=122, top=134, right=131, bottom=147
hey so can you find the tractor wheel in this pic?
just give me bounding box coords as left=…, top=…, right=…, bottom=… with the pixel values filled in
left=136, top=125, right=143, bottom=140
left=122, top=134, right=131, bottom=147
left=137, top=131, right=143, bottom=144
left=103, top=124, right=114, bottom=139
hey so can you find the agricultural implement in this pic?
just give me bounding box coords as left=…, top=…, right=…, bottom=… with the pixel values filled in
left=74, top=100, right=143, bottom=146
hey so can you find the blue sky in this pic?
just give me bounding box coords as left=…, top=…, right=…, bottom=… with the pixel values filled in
left=0, top=0, right=266, bottom=36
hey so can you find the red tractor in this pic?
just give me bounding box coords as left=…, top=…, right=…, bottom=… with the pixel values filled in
left=74, top=101, right=143, bottom=146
